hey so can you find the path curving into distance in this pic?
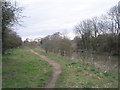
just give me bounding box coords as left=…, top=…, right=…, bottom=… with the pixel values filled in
left=31, top=49, right=61, bottom=88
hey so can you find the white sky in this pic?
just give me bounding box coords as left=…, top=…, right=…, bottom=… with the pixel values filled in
left=15, top=0, right=119, bottom=41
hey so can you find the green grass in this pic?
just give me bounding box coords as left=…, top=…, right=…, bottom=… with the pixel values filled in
left=34, top=49, right=118, bottom=88
left=2, top=47, right=53, bottom=88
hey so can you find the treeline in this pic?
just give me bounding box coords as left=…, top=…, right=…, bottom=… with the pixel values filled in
left=74, top=4, right=120, bottom=55
left=2, top=1, right=22, bottom=54
left=41, top=4, right=120, bottom=56
left=41, top=32, right=72, bottom=56
left=74, top=34, right=119, bottom=55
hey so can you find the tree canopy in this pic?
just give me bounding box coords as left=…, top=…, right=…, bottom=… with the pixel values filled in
left=2, top=0, right=23, bottom=54
left=74, top=4, right=120, bottom=55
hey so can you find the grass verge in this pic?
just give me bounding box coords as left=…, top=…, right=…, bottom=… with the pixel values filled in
left=34, top=49, right=118, bottom=88
left=3, top=47, right=52, bottom=88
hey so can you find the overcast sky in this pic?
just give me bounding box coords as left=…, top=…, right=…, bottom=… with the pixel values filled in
left=15, top=0, right=119, bottom=41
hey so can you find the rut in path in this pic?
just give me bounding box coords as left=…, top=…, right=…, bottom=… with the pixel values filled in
left=31, top=49, right=61, bottom=88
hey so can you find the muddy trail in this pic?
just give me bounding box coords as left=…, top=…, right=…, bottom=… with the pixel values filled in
left=31, top=49, right=61, bottom=88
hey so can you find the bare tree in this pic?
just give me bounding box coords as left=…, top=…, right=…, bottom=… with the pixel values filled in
left=108, top=5, right=119, bottom=34
left=91, top=17, right=99, bottom=37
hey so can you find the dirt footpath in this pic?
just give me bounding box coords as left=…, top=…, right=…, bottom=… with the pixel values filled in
left=31, top=49, right=61, bottom=88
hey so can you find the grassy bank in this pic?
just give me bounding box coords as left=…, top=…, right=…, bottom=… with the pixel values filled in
left=2, top=47, right=53, bottom=88
left=34, top=49, right=118, bottom=88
